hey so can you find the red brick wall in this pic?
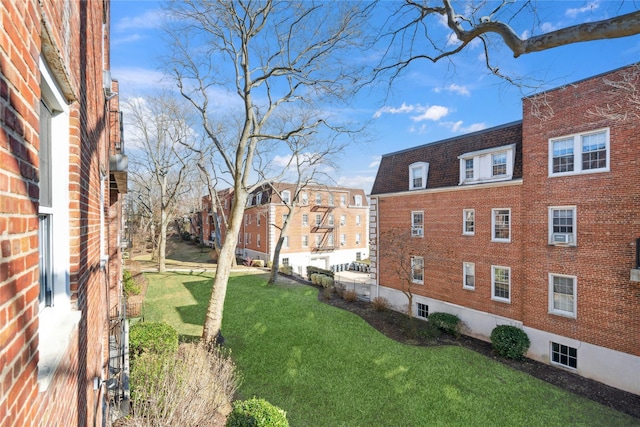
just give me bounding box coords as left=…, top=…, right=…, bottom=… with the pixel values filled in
left=1, top=0, right=118, bottom=425
left=521, top=65, right=640, bottom=356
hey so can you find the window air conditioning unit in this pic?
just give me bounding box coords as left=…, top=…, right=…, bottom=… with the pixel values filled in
left=552, top=233, right=572, bottom=244
left=412, top=227, right=423, bottom=236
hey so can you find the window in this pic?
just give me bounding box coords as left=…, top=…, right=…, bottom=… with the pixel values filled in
left=463, top=209, right=475, bottom=235
left=491, top=266, right=511, bottom=302
left=340, top=195, right=346, bottom=206
left=354, top=195, right=363, bottom=207
left=328, top=214, right=334, bottom=226
left=459, top=144, right=515, bottom=185
left=301, top=192, right=308, bottom=205
left=315, top=235, right=322, bottom=248
left=283, top=236, right=289, bottom=248
left=492, top=153, right=507, bottom=176
left=355, top=233, right=361, bottom=245
left=409, top=162, right=429, bottom=190
left=329, top=193, right=335, bottom=206
left=356, top=252, right=362, bottom=261
left=417, top=303, right=429, bottom=319
left=549, top=207, right=576, bottom=245
left=302, top=235, right=309, bottom=247
left=281, top=190, right=291, bottom=204
left=411, top=256, right=424, bottom=284
left=465, top=158, right=474, bottom=179
left=257, top=234, right=261, bottom=247
left=315, top=214, right=322, bottom=227
left=463, top=262, right=475, bottom=290
left=255, top=193, right=262, bottom=205
left=411, top=211, right=424, bottom=237
left=282, top=258, right=290, bottom=267
left=340, top=234, right=346, bottom=246
left=551, top=342, right=577, bottom=369
left=315, top=193, right=322, bottom=205
left=340, top=215, right=346, bottom=226
left=257, top=215, right=261, bottom=226
left=244, top=233, right=249, bottom=245
left=244, top=214, right=248, bottom=226
left=549, top=129, right=609, bottom=176
left=356, top=215, right=361, bottom=226
left=327, top=233, right=334, bottom=247
left=549, top=274, right=576, bottom=317
left=492, top=209, right=511, bottom=242
left=302, top=214, right=308, bottom=226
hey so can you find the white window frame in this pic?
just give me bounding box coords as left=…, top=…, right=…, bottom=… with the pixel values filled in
left=255, top=193, right=262, bottom=205
left=283, top=236, right=289, bottom=248
left=411, top=256, right=424, bottom=284
left=315, top=214, right=322, bottom=227
left=257, top=234, right=261, bottom=247
left=416, top=302, right=429, bottom=319
left=458, top=144, right=516, bottom=185
left=302, top=214, right=308, bottom=226
left=355, top=233, right=361, bottom=245
left=340, top=215, right=346, bottom=226
left=328, top=214, right=334, bottom=226
left=548, top=206, right=577, bottom=246
left=411, top=211, right=424, bottom=237
left=340, top=195, right=347, bottom=206
left=549, top=273, right=577, bottom=318
left=491, top=265, right=511, bottom=303
left=301, top=192, right=308, bottom=205
left=354, top=195, right=363, bottom=206
left=491, top=152, right=507, bottom=177
left=463, top=262, right=475, bottom=290
left=315, top=234, right=322, bottom=248
left=409, top=162, right=429, bottom=190
left=315, top=193, right=322, bottom=205
left=340, top=233, right=346, bottom=246
left=329, top=193, right=335, bottom=206
left=492, top=208, right=511, bottom=243
left=302, top=235, right=309, bottom=247
left=549, top=128, right=609, bottom=177
left=355, top=215, right=361, bottom=226
left=551, top=342, right=577, bottom=369
left=328, top=233, right=334, bottom=247
left=281, top=190, right=291, bottom=204
left=463, top=209, right=475, bottom=235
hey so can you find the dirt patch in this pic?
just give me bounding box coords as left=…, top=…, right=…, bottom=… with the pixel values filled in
left=315, top=289, right=640, bottom=420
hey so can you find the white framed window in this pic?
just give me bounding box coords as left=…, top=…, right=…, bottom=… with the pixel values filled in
left=328, top=214, right=334, bottom=226
left=551, top=342, right=577, bottom=369
left=491, top=266, right=511, bottom=303
left=282, top=257, right=290, bottom=266
left=245, top=232, right=249, bottom=244
left=355, top=233, right=361, bottom=245
left=492, top=208, right=511, bottom=242
left=340, top=195, right=346, bottom=206
left=315, top=234, right=322, bottom=248
left=257, top=215, right=261, bottom=226
left=411, top=211, right=424, bottom=237
left=315, top=193, right=322, bottom=205
left=411, top=256, right=424, bottom=284
left=492, top=153, right=507, bottom=177
left=257, top=234, right=261, bottom=247
left=328, top=233, right=334, bottom=247
left=356, top=252, right=362, bottom=261
left=356, top=215, right=361, bottom=226
left=549, top=274, right=577, bottom=318
left=416, top=302, right=429, bottom=319
left=409, top=162, right=429, bottom=190
left=255, top=193, right=262, bottom=205
left=463, top=262, right=475, bottom=290
left=549, top=129, right=609, bottom=176
left=281, top=190, right=291, bottom=204
left=329, top=193, right=335, bottom=206
left=465, top=158, right=474, bottom=180
left=548, top=206, right=576, bottom=246
left=283, top=236, right=289, bottom=248
left=302, top=214, right=308, bottom=226
left=459, top=144, right=515, bottom=185
left=302, top=235, right=309, bottom=247
left=463, top=209, right=475, bottom=235
left=354, top=195, right=363, bottom=207
left=315, top=214, right=322, bottom=227
left=301, top=192, right=308, bottom=205
left=340, top=233, right=346, bottom=246
left=244, top=214, right=248, bottom=226
left=340, top=215, right=346, bottom=226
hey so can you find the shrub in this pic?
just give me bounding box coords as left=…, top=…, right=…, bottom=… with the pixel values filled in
left=306, top=266, right=334, bottom=280
left=252, top=259, right=265, bottom=267
left=322, top=287, right=332, bottom=300
left=130, top=321, right=179, bottom=360
left=129, top=341, right=238, bottom=426
left=123, top=269, right=141, bottom=297
left=226, top=398, right=289, bottom=427
left=428, top=312, right=462, bottom=337
left=343, top=290, right=358, bottom=302
left=310, top=273, right=320, bottom=285
left=279, top=265, right=293, bottom=276
left=370, top=297, right=389, bottom=311
left=320, top=275, right=334, bottom=289
left=490, top=325, right=531, bottom=360
left=243, top=256, right=254, bottom=267
left=182, top=231, right=191, bottom=241
left=267, top=261, right=273, bottom=269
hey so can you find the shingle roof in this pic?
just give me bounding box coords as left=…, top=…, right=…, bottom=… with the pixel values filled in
left=371, top=121, right=523, bottom=195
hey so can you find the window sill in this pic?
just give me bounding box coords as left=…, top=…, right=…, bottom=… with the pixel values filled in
left=38, top=307, right=81, bottom=392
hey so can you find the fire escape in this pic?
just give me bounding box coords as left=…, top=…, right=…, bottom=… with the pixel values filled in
left=311, top=202, right=337, bottom=252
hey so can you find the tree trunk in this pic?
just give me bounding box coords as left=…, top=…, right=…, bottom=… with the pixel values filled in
left=268, top=236, right=285, bottom=284
left=158, top=209, right=167, bottom=272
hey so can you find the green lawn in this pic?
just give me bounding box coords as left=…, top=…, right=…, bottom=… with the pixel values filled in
left=142, top=272, right=636, bottom=427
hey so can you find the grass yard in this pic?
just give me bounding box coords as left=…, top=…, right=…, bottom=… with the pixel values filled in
left=142, top=272, right=636, bottom=427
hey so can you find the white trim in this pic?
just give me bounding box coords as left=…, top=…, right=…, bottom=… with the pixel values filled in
left=411, top=211, right=424, bottom=238
left=462, top=209, right=475, bottom=235
left=463, top=262, right=475, bottom=290
left=411, top=255, right=424, bottom=284
left=548, top=206, right=577, bottom=246
left=491, top=265, right=511, bottom=303
left=548, top=128, right=610, bottom=177
left=491, top=208, right=511, bottom=243
left=459, top=143, right=516, bottom=185
left=409, top=162, right=429, bottom=190
left=374, top=178, right=523, bottom=198
left=548, top=273, right=577, bottom=318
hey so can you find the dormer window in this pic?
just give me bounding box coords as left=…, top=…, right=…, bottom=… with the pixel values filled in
left=409, top=162, right=429, bottom=190
left=459, top=144, right=515, bottom=185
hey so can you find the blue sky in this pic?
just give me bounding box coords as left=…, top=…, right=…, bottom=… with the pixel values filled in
left=110, top=1, right=640, bottom=194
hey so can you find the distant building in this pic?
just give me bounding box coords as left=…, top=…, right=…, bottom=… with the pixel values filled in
left=0, top=1, right=128, bottom=425
left=370, top=64, right=640, bottom=395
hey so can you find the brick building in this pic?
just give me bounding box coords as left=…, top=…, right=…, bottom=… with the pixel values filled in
left=369, top=64, right=640, bottom=394
left=0, top=0, right=128, bottom=425
left=197, top=183, right=369, bottom=275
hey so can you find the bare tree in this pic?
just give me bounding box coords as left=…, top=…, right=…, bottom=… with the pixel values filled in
left=126, top=94, right=200, bottom=272
left=165, top=0, right=374, bottom=344
left=377, top=1, right=640, bottom=83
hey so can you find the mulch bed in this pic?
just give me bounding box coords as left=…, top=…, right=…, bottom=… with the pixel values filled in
left=311, top=287, right=640, bottom=420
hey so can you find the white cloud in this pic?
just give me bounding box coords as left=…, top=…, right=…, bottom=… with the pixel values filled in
left=336, top=174, right=376, bottom=194
left=411, top=105, right=449, bottom=122
left=409, top=124, right=428, bottom=134
left=368, top=155, right=381, bottom=169
left=115, top=9, right=167, bottom=32
left=445, top=121, right=488, bottom=134
left=566, top=1, right=600, bottom=18
left=373, top=103, right=414, bottom=118
left=539, top=22, right=558, bottom=33
left=446, top=83, right=470, bottom=96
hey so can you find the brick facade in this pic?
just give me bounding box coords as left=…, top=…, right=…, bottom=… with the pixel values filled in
left=0, top=1, right=127, bottom=425
left=370, top=64, right=640, bottom=394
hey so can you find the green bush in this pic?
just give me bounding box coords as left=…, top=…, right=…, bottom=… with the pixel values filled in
left=123, top=270, right=141, bottom=297
left=428, top=312, right=462, bottom=337
left=182, top=231, right=191, bottom=241
left=310, top=273, right=320, bottom=285
left=279, top=265, right=293, bottom=276
left=490, top=325, right=531, bottom=360
left=320, top=275, right=334, bottom=289
left=130, top=321, right=179, bottom=360
left=226, top=397, right=289, bottom=427
left=267, top=261, right=273, bottom=269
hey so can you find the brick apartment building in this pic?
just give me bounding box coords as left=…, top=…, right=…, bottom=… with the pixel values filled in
left=369, top=64, right=640, bottom=395
left=196, top=183, right=369, bottom=275
left=1, top=0, right=128, bottom=425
